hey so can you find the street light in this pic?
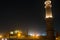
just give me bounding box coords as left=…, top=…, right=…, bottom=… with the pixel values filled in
left=29, top=33, right=40, bottom=39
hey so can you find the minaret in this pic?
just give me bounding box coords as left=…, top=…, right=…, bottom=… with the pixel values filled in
left=44, top=0, right=55, bottom=40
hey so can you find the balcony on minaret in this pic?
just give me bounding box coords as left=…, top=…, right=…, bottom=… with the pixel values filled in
left=46, top=14, right=53, bottom=18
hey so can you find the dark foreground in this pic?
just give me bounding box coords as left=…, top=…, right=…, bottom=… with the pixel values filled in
left=8, top=39, right=40, bottom=40
left=1, top=38, right=46, bottom=40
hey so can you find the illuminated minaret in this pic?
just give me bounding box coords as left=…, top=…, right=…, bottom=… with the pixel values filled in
left=44, top=0, right=55, bottom=40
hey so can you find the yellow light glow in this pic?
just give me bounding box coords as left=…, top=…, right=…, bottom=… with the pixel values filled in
left=56, top=38, right=58, bottom=40
left=0, top=35, right=3, bottom=38
left=17, top=33, right=21, bottom=37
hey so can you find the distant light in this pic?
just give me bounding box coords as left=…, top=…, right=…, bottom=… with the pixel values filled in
left=36, top=34, right=40, bottom=36
left=1, top=38, right=7, bottom=40
left=10, top=31, right=14, bottom=34
left=29, top=33, right=33, bottom=36
left=29, top=33, right=40, bottom=39
left=5, top=38, right=7, bottom=40
left=56, top=38, right=58, bottom=39
left=14, top=30, right=22, bottom=34
left=42, top=33, right=46, bottom=36
left=15, top=30, right=19, bottom=33
left=29, top=33, right=40, bottom=36
left=2, top=38, right=4, bottom=40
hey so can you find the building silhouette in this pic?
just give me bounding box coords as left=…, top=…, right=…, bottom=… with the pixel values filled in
left=44, top=0, right=55, bottom=40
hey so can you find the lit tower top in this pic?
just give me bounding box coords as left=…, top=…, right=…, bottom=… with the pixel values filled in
left=44, top=0, right=53, bottom=18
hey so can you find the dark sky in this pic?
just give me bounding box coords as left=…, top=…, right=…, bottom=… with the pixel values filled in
left=0, top=0, right=60, bottom=34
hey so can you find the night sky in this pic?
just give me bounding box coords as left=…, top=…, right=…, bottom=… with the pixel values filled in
left=0, top=0, right=60, bottom=34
